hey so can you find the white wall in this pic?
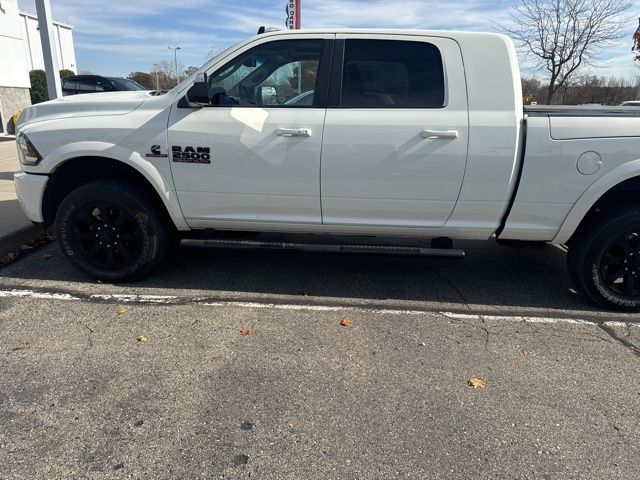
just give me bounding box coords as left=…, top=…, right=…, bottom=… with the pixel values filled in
left=20, top=10, right=76, bottom=73
left=0, top=0, right=31, bottom=88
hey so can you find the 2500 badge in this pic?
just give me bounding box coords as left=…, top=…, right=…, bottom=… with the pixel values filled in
left=172, top=146, right=211, bottom=164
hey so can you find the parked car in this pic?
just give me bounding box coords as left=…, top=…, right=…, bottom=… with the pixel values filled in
left=61, top=75, right=146, bottom=95
left=620, top=101, right=640, bottom=107
left=13, top=28, right=640, bottom=310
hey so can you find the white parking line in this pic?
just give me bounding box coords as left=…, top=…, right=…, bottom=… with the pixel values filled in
left=0, top=289, right=81, bottom=301
left=0, top=288, right=637, bottom=328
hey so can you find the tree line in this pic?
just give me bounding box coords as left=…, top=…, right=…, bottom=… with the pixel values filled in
left=127, top=60, right=199, bottom=91
left=522, top=75, right=640, bottom=105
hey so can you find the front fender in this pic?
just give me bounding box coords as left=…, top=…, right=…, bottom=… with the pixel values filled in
left=32, top=141, right=189, bottom=231
left=552, top=158, right=640, bottom=244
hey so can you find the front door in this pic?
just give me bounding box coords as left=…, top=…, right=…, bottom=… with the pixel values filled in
left=168, top=36, right=332, bottom=228
left=321, top=35, right=469, bottom=228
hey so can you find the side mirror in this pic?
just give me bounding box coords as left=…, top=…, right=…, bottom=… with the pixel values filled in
left=185, top=72, right=210, bottom=107
left=260, top=86, right=277, bottom=105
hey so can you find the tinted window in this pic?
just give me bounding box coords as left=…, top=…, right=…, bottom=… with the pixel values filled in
left=76, top=78, right=97, bottom=92
left=207, top=39, right=324, bottom=107
left=62, top=79, right=78, bottom=94
left=109, top=78, right=146, bottom=91
left=94, top=78, right=113, bottom=92
left=341, top=40, right=445, bottom=108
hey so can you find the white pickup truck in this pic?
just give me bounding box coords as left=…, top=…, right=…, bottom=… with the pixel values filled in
left=13, top=28, right=640, bottom=311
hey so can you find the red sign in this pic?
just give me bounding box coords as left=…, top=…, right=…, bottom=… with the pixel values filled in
left=286, top=0, right=301, bottom=29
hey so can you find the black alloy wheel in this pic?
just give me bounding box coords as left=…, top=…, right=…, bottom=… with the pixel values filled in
left=71, top=202, right=144, bottom=269
left=567, top=208, right=640, bottom=311
left=598, top=231, right=640, bottom=298
left=55, top=180, right=171, bottom=282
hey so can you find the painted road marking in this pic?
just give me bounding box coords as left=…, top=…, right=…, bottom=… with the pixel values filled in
left=0, top=287, right=636, bottom=328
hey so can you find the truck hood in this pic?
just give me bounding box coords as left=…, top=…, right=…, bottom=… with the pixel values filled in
left=18, top=91, right=151, bottom=127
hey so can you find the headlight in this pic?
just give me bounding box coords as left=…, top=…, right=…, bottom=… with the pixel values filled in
left=16, top=132, right=42, bottom=166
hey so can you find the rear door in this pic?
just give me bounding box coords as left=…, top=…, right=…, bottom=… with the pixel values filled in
left=320, top=35, right=469, bottom=228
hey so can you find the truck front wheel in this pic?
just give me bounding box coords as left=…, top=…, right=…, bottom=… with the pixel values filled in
left=568, top=208, right=640, bottom=311
left=55, top=180, right=171, bottom=282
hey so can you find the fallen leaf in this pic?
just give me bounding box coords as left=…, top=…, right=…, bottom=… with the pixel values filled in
left=117, top=306, right=129, bottom=316
left=522, top=347, right=530, bottom=356
left=0, top=253, right=15, bottom=264
left=468, top=377, right=486, bottom=389
left=340, top=319, right=350, bottom=327
left=137, top=335, right=148, bottom=343
left=240, top=327, right=251, bottom=336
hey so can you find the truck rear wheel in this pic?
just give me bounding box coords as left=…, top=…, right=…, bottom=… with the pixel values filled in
left=55, top=180, right=170, bottom=282
left=567, top=208, right=640, bottom=311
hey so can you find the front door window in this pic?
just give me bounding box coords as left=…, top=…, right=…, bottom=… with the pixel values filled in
left=206, top=39, right=324, bottom=107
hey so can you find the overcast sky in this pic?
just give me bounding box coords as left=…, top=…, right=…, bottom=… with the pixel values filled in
left=18, top=0, right=640, bottom=79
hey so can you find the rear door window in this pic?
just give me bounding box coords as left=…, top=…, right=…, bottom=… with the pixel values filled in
left=340, top=39, right=445, bottom=108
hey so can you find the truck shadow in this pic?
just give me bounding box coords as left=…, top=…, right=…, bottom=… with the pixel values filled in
left=1, top=238, right=619, bottom=318
left=162, top=240, right=590, bottom=312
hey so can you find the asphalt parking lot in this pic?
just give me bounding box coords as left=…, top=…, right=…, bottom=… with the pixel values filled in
left=1, top=239, right=640, bottom=479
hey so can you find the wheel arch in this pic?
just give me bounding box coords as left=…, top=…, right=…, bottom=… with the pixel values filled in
left=42, top=155, right=188, bottom=230
left=553, top=159, right=640, bottom=244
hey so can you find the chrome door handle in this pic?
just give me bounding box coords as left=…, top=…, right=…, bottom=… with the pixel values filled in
left=420, top=129, right=459, bottom=140
left=275, top=128, right=312, bottom=137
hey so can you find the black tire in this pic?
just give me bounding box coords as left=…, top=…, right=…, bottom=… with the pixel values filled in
left=567, top=208, right=640, bottom=311
left=55, top=180, right=170, bottom=282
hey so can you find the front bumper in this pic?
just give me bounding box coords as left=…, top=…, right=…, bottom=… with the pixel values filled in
left=14, top=172, right=48, bottom=223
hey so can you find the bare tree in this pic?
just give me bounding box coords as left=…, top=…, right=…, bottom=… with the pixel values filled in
left=184, top=66, right=199, bottom=77
left=205, top=46, right=221, bottom=62
left=128, top=72, right=154, bottom=90
left=151, top=59, right=185, bottom=89
left=522, top=76, right=543, bottom=104
left=502, top=0, right=632, bottom=103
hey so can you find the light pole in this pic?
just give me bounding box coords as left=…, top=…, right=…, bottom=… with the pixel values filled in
left=152, top=64, right=159, bottom=90
left=168, top=46, right=181, bottom=85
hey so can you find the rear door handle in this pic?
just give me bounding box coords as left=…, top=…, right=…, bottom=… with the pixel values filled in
left=420, top=129, right=459, bottom=140
left=275, top=128, right=312, bottom=137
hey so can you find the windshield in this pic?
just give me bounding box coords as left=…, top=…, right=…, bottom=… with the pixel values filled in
left=108, top=78, right=146, bottom=91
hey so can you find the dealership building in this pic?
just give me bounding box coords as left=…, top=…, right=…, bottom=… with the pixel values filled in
left=0, top=0, right=76, bottom=133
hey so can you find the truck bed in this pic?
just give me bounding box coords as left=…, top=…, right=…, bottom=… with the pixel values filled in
left=525, top=105, right=640, bottom=117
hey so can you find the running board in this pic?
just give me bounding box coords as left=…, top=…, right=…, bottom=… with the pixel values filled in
left=181, top=238, right=465, bottom=258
